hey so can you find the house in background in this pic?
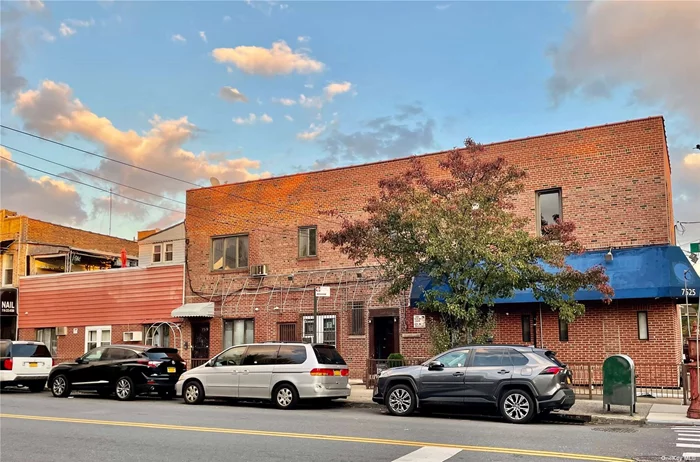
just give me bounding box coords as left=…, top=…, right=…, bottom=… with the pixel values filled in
left=137, top=222, right=185, bottom=267
left=0, top=209, right=138, bottom=341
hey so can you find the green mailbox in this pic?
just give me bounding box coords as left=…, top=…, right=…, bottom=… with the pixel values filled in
left=603, top=354, right=636, bottom=415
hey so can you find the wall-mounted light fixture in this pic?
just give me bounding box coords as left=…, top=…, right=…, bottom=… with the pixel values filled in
left=605, top=248, right=613, bottom=262
left=288, top=274, right=294, bottom=281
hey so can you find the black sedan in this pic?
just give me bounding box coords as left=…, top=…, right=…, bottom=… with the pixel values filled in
left=48, top=345, right=186, bottom=401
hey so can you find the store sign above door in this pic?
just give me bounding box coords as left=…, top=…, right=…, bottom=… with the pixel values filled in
left=0, top=288, right=18, bottom=316
left=315, top=286, right=331, bottom=297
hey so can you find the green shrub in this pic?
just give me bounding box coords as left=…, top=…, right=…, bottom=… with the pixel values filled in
left=387, top=353, right=405, bottom=368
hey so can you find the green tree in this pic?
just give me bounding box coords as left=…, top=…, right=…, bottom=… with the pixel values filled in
left=322, top=139, right=614, bottom=347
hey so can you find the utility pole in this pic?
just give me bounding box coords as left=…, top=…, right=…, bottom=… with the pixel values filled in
left=313, top=290, right=318, bottom=344
left=108, top=188, right=113, bottom=236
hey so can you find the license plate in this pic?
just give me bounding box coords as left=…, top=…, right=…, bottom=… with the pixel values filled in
left=167, top=367, right=176, bottom=373
left=333, top=370, right=341, bottom=376
left=29, top=362, right=38, bottom=368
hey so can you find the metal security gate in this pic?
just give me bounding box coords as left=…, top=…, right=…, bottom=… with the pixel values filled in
left=302, top=315, right=336, bottom=345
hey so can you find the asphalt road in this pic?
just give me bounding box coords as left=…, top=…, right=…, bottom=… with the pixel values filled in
left=0, top=389, right=683, bottom=462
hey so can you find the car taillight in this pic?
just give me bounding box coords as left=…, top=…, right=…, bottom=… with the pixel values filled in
left=181, top=361, right=187, bottom=371
left=540, top=366, right=564, bottom=375
left=52, top=358, right=56, bottom=367
left=310, top=368, right=348, bottom=377
left=137, top=359, right=161, bottom=368
left=2, top=358, right=12, bottom=370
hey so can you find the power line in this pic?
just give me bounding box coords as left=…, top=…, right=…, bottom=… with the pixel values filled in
left=0, top=124, right=340, bottom=225
left=1, top=143, right=292, bottom=234
left=0, top=155, right=295, bottom=239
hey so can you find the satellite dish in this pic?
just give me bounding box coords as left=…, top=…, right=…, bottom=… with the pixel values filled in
left=210, top=177, right=221, bottom=186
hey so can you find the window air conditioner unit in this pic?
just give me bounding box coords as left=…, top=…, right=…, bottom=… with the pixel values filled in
left=123, top=331, right=143, bottom=342
left=249, top=264, right=268, bottom=277
left=302, top=336, right=313, bottom=344
left=56, top=327, right=68, bottom=336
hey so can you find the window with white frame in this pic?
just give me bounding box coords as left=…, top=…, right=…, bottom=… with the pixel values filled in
left=36, top=328, right=57, bottom=356
left=85, top=326, right=111, bottom=352
left=298, top=226, right=317, bottom=258
left=153, top=244, right=162, bottom=263
left=164, top=243, right=174, bottom=262
left=638, top=311, right=649, bottom=340
left=2, top=253, right=14, bottom=286
left=536, top=188, right=563, bottom=236
left=302, top=315, right=336, bottom=346
left=223, top=319, right=254, bottom=349
left=144, top=324, right=170, bottom=347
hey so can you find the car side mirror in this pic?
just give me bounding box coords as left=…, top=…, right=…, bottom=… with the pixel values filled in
left=75, top=357, right=84, bottom=364
left=428, top=361, right=444, bottom=371
left=205, top=360, right=213, bottom=367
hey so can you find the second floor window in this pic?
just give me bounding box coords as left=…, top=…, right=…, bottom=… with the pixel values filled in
left=153, top=244, right=162, bottom=263
left=212, top=235, right=249, bottom=270
left=298, top=226, right=317, bottom=258
left=1, top=253, right=13, bottom=286
left=165, top=243, right=174, bottom=261
left=536, top=188, right=562, bottom=236
left=153, top=243, right=174, bottom=264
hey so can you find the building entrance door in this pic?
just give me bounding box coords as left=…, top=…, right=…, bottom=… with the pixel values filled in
left=191, top=322, right=210, bottom=359
left=372, top=316, right=398, bottom=360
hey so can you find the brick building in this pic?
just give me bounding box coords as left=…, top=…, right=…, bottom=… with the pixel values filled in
left=1, top=209, right=138, bottom=340
left=179, top=116, right=698, bottom=383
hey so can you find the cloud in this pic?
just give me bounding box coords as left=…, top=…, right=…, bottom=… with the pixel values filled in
left=245, top=0, right=288, bottom=16
left=171, top=34, right=186, bottom=43
left=199, top=31, right=207, bottom=43
left=39, top=29, right=55, bottom=42
left=547, top=1, right=700, bottom=126
left=323, top=81, right=353, bottom=100
left=685, top=153, right=700, bottom=168
left=299, top=94, right=324, bottom=109
left=272, top=97, right=296, bottom=106
left=223, top=15, right=231, bottom=22
left=284, top=115, right=294, bottom=122
left=12, top=80, right=271, bottom=210
left=0, top=147, right=88, bottom=225
left=304, top=83, right=314, bottom=89
left=219, top=86, right=248, bottom=103
left=232, top=113, right=273, bottom=125
left=59, top=23, right=76, bottom=37
left=435, top=4, right=451, bottom=11
left=297, top=35, right=310, bottom=43
left=212, top=40, right=324, bottom=76
left=315, top=104, right=435, bottom=168
left=297, top=123, right=325, bottom=141
left=66, top=18, right=96, bottom=28
left=23, top=0, right=45, bottom=11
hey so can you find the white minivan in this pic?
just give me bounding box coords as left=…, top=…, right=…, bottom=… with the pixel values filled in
left=0, top=340, right=53, bottom=392
left=176, top=342, right=351, bottom=409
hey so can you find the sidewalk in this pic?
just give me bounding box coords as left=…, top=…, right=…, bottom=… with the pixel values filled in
left=345, top=384, right=696, bottom=425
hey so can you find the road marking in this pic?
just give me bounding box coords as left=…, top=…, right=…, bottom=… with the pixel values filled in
left=0, top=413, right=631, bottom=462
left=679, top=434, right=700, bottom=438
left=393, top=446, right=461, bottom=461
left=683, top=454, right=700, bottom=460
left=678, top=444, right=700, bottom=449
left=679, top=438, right=700, bottom=442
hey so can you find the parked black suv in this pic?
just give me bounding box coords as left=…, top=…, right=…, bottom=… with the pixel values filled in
left=372, top=345, right=574, bottom=423
left=48, top=345, right=186, bottom=401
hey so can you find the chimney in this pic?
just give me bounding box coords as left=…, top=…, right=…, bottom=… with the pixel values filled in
left=137, top=229, right=160, bottom=241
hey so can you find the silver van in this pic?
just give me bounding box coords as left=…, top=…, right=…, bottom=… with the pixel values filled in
left=175, top=342, right=351, bottom=409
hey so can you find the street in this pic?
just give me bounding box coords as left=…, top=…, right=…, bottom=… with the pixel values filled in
left=0, top=390, right=682, bottom=462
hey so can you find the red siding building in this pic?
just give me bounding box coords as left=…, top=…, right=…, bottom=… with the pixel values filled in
left=179, top=117, right=698, bottom=384
left=17, top=264, right=185, bottom=361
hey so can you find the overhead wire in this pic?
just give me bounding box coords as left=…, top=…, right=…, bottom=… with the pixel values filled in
left=0, top=124, right=341, bottom=225
left=0, top=155, right=296, bottom=239
left=1, top=143, right=292, bottom=234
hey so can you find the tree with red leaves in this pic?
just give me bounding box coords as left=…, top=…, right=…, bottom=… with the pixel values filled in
left=322, top=139, right=614, bottom=347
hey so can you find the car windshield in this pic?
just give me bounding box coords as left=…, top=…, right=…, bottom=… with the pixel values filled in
left=146, top=349, right=183, bottom=362
left=312, top=345, right=346, bottom=365
left=12, top=343, right=52, bottom=358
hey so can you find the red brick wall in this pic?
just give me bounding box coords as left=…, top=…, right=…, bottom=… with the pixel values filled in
left=26, top=218, right=138, bottom=256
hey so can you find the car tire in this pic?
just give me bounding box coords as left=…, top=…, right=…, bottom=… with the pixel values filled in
left=158, top=389, right=176, bottom=400
left=272, top=383, right=299, bottom=410
left=183, top=380, right=205, bottom=405
left=114, top=376, right=136, bottom=401
left=500, top=389, right=535, bottom=424
left=50, top=374, right=71, bottom=398
left=28, top=381, right=46, bottom=393
left=386, top=384, right=416, bottom=417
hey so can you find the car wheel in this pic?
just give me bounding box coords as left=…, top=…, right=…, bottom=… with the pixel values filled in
left=183, top=380, right=204, bottom=405
left=386, top=384, right=416, bottom=417
left=28, top=381, right=46, bottom=393
left=50, top=375, right=71, bottom=398
left=500, top=389, right=535, bottom=424
left=158, top=389, right=175, bottom=400
left=114, top=376, right=136, bottom=401
left=272, top=383, right=299, bottom=410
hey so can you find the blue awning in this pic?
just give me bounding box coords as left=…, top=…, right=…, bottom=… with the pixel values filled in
left=409, top=245, right=700, bottom=306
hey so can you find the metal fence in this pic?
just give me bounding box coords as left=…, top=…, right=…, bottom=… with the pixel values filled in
left=566, top=362, right=687, bottom=402
left=189, top=358, right=209, bottom=369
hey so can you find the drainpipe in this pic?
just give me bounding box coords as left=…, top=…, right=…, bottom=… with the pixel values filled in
left=539, top=303, right=545, bottom=349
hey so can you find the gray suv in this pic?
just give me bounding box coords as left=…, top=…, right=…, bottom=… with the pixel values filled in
left=372, top=345, right=574, bottom=423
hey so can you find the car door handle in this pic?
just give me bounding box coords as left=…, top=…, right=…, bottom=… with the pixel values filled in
left=452, top=372, right=464, bottom=377
left=497, top=370, right=510, bottom=375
